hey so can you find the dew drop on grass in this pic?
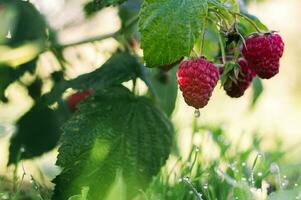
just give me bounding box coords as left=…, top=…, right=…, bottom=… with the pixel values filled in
left=242, top=162, right=246, bottom=167
left=295, top=183, right=299, bottom=187
left=257, top=172, right=263, bottom=177
left=203, top=184, right=208, bottom=189
left=194, top=109, right=200, bottom=118
left=242, top=177, right=247, bottom=181
left=195, top=147, right=200, bottom=152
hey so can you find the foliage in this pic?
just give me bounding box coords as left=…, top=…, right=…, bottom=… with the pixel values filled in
left=0, top=0, right=291, bottom=199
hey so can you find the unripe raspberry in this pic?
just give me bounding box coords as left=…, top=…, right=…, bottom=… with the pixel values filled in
left=67, top=89, right=93, bottom=112
left=242, top=33, right=284, bottom=79
left=224, top=58, right=256, bottom=98
left=177, top=58, right=219, bottom=109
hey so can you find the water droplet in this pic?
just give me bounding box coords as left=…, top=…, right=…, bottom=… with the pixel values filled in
left=203, top=184, right=208, bottom=189
left=295, top=183, right=298, bottom=187
left=183, top=176, right=190, bottom=182
left=20, top=146, right=26, bottom=153
left=189, top=190, right=193, bottom=194
left=242, top=177, right=247, bottom=181
left=283, top=175, right=287, bottom=179
left=242, top=162, right=246, bottom=167
left=235, top=197, right=239, bottom=200
left=270, top=162, right=280, bottom=173
left=194, top=109, right=200, bottom=118
left=258, top=153, right=263, bottom=158
left=178, top=178, right=183, bottom=182
left=257, top=172, right=263, bottom=177
left=195, top=147, right=200, bottom=152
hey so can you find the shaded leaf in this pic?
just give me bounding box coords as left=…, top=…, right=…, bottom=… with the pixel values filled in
left=149, top=67, right=178, bottom=116
left=139, top=0, right=208, bottom=67
left=0, top=59, right=37, bottom=102
left=250, top=76, right=263, bottom=108
left=8, top=100, right=70, bottom=164
left=44, top=52, right=141, bottom=104
left=52, top=86, right=173, bottom=200
left=8, top=1, right=47, bottom=47
left=85, top=0, right=128, bottom=16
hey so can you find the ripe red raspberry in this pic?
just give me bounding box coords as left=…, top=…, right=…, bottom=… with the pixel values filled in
left=67, top=89, right=93, bottom=112
left=242, top=33, right=284, bottom=79
left=177, top=58, right=219, bottom=109
left=224, top=58, right=256, bottom=98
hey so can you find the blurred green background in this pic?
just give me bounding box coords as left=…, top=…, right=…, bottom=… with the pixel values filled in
left=0, top=0, right=301, bottom=195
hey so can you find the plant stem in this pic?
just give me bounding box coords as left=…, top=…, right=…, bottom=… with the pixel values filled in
left=218, top=32, right=226, bottom=64
left=59, top=15, right=139, bottom=48
left=200, top=18, right=207, bottom=56
left=232, top=12, right=263, bottom=33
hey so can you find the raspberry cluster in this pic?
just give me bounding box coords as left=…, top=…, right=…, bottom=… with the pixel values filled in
left=176, top=33, right=284, bottom=110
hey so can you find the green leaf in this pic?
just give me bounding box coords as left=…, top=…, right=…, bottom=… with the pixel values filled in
left=139, top=0, right=208, bottom=67
left=8, top=1, right=47, bottom=47
left=149, top=67, right=178, bottom=117
left=44, top=52, right=142, bottom=104
left=0, top=2, right=17, bottom=44
left=221, top=0, right=240, bottom=12
left=208, top=0, right=234, bottom=24
left=0, top=59, right=37, bottom=102
left=68, top=187, right=89, bottom=200
left=105, top=171, right=126, bottom=200
left=52, top=86, right=173, bottom=200
left=250, top=76, right=263, bottom=108
left=85, top=0, right=128, bottom=16
left=8, top=100, right=70, bottom=164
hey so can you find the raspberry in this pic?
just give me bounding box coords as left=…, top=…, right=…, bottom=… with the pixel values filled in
left=177, top=58, right=219, bottom=109
left=242, top=33, right=284, bottom=79
left=67, top=89, right=93, bottom=112
left=224, top=58, right=256, bottom=98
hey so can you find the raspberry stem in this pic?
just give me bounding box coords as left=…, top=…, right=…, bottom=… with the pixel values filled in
left=232, top=12, right=263, bottom=34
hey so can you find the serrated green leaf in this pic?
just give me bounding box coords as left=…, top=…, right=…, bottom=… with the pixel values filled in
left=52, top=86, right=173, bottom=200
left=44, top=52, right=142, bottom=104
left=139, top=0, right=208, bottom=67
left=250, top=76, right=263, bottom=108
left=149, top=67, right=178, bottom=117
left=85, top=0, right=128, bottom=16
left=8, top=100, right=69, bottom=164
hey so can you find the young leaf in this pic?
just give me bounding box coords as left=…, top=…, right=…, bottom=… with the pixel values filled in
left=8, top=100, right=69, bottom=164
left=139, top=0, right=208, bottom=67
left=44, top=52, right=142, bottom=104
left=52, top=86, right=173, bottom=200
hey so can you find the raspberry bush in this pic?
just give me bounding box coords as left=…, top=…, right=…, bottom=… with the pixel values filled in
left=0, top=0, right=288, bottom=199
